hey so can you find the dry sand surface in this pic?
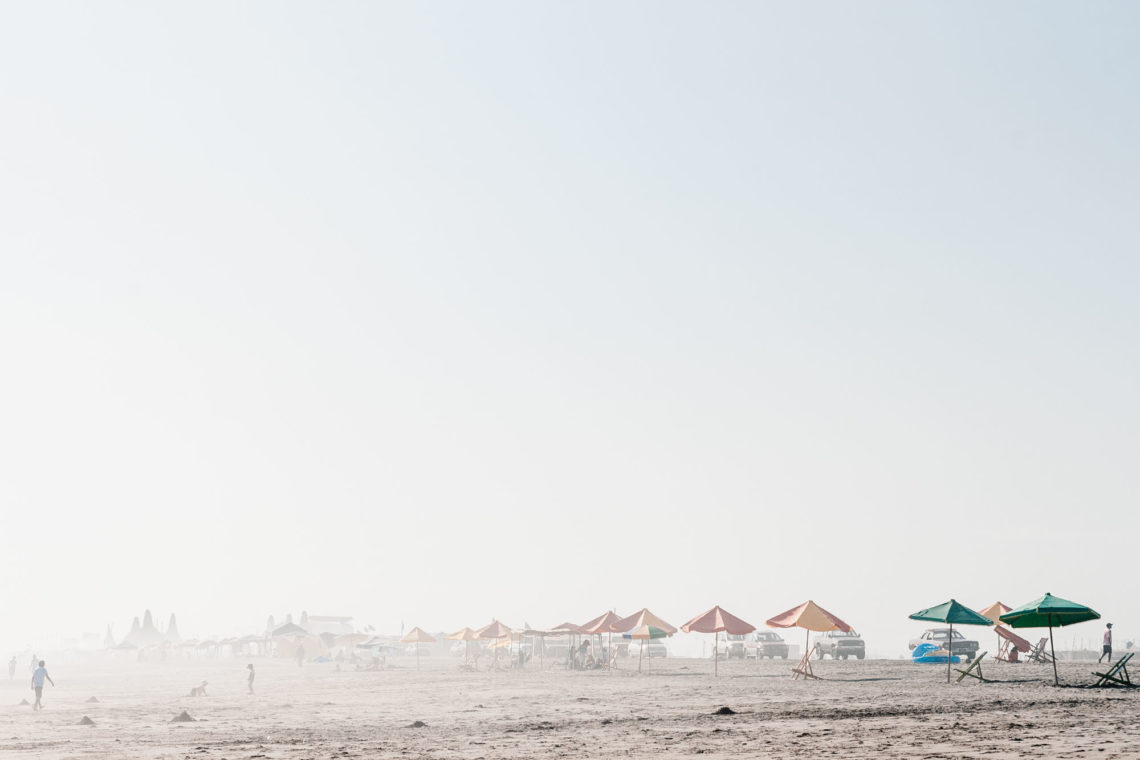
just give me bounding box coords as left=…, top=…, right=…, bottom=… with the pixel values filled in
left=2, top=655, right=1138, bottom=758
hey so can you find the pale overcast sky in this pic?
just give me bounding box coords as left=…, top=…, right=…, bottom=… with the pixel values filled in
left=1, top=2, right=1137, bottom=656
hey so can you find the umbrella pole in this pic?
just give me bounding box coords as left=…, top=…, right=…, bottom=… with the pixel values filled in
left=1050, top=617, right=1059, bottom=686
left=638, top=640, right=644, bottom=673
left=947, top=623, right=953, bottom=684
left=714, top=631, right=718, bottom=677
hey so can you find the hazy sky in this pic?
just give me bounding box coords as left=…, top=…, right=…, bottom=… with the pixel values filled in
left=2, top=2, right=1137, bottom=657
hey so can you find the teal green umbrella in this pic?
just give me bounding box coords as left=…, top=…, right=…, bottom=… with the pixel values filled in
left=1000, top=592, right=1100, bottom=686
left=909, top=599, right=994, bottom=683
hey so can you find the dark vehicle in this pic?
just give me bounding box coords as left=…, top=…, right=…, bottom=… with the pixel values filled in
left=814, top=630, right=866, bottom=660
left=723, top=633, right=749, bottom=659
left=908, top=629, right=979, bottom=659
left=753, top=631, right=789, bottom=659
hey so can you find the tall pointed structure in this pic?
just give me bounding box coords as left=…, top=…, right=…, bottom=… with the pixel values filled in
left=165, top=614, right=182, bottom=644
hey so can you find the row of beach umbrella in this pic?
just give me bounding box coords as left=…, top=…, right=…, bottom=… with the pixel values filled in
left=405, top=592, right=1098, bottom=686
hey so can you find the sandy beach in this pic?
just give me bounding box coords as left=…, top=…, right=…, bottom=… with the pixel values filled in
left=3, top=655, right=1137, bottom=759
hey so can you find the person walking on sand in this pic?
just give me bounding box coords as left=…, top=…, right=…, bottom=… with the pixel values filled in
left=295, top=645, right=305, bottom=668
left=247, top=664, right=255, bottom=694
left=8, top=656, right=16, bottom=679
left=31, top=660, right=54, bottom=711
left=1099, top=623, right=1114, bottom=664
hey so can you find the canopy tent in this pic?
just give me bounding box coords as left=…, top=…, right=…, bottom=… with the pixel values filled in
left=400, top=627, right=437, bottom=669
left=767, top=600, right=852, bottom=680
left=1000, top=593, right=1100, bottom=686
left=622, top=624, right=669, bottom=672
left=909, top=599, right=994, bottom=683
left=681, top=605, right=756, bottom=676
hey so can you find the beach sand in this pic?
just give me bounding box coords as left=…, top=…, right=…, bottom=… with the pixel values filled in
left=2, top=655, right=1137, bottom=758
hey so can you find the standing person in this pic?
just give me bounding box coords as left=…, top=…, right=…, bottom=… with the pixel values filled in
left=1099, top=623, right=1114, bottom=664
left=247, top=664, right=255, bottom=694
left=31, top=660, right=54, bottom=711
left=295, top=644, right=305, bottom=668
left=8, top=656, right=16, bottom=679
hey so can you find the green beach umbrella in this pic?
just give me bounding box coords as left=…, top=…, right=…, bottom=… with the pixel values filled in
left=1000, top=592, right=1100, bottom=686
left=909, top=599, right=993, bottom=683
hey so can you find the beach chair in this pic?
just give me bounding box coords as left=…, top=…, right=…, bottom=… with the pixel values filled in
left=993, top=626, right=1031, bottom=663
left=1026, top=637, right=1054, bottom=664
left=1092, top=653, right=1135, bottom=688
left=791, top=644, right=821, bottom=681
left=954, top=651, right=988, bottom=683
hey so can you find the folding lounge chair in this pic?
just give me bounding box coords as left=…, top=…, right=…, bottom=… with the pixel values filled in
left=1027, top=637, right=1054, bottom=664
left=1093, top=653, right=1135, bottom=688
left=955, top=651, right=988, bottom=682
left=791, top=644, right=821, bottom=680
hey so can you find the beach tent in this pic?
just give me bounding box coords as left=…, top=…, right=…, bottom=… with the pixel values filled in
left=621, top=624, right=669, bottom=672
left=400, top=627, right=436, bottom=669
left=1000, top=593, right=1100, bottom=686
left=908, top=599, right=994, bottom=683
left=446, top=627, right=480, bottom=668
left=681, top=605, right=756, bottom=677
left=766, top=600, right=852, bottom=680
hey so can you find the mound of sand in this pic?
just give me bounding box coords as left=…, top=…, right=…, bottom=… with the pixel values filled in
left=409, top=720, right=427, bottom=728
left=713, top=706, right=736, bottom=715
left=171, top=711, right=195, bottom=723
left=86, top=696, right=100, bottom=703
left=78, top=716, right=96, bottom=726
left=18, top=700, right=29, bottom=706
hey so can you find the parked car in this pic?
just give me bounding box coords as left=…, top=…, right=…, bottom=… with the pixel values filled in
left=908, top=628, right=979, bottom=659
left=723, top=633, right=749, bottom=659
left=753, top=631, right=790, bottom=659
left=814, top=630, right=866, bottom=660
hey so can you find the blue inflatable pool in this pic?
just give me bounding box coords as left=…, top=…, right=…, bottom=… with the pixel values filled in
left=912, top=642, right=960, bottom=664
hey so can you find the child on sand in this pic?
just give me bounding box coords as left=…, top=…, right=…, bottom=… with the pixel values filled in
left=31, top=661, right=54, bottom=710
left=247, top=664, right=255, bottom=694
left=8, top=656, right=15, bottom=679
left=189, top=681, right=208, bottom=697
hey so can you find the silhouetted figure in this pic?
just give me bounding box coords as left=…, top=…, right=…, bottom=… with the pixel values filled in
left=1099, top=623, right=1114, bottom=664
left=8, top=656, right=15, bottom=679
left=247, top=664, right=255, bottom=694
left=296, top=645, right=305, bottom=668
left=31, top=660, right=54, bottom=710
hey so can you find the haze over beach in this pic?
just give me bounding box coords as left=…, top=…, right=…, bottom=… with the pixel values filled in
left=2, top=3, right=1139, bottom=757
